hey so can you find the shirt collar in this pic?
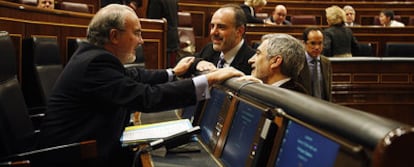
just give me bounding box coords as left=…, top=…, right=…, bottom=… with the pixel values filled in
left=271, top=78, right=291, bottom=87
left=305, top=52, right=320, bottom=64
left=221, top=39, right=244, bottom=66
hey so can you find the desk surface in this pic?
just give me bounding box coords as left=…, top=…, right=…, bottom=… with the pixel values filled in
left=140, top=110, right=221, bottom=167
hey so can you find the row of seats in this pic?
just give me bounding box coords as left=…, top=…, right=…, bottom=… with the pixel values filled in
left=257, top=13, right=414, bottom=26
left=15, top=0, right=91, bottom=13
left=355, top=42, right=414, bottom=57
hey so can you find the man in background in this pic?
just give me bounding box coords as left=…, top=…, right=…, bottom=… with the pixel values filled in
left=264, top=5, right=291, bottom=25
left=343, top=5, right=359, bottom=26
left=299, top=27, right=332, bottom=101
left=37, top=0, right=54, bottom=9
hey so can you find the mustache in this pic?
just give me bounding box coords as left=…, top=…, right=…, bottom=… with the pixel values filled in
left=211, top=35, right=223, bottom=40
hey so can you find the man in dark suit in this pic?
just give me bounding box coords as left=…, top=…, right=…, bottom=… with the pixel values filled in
left=299, top=27, right=332, bottom=101
left=188, top=4, right=256, bottom=75
left=238, top=33, right=308, bottom=94
left=35, top=4, right=243, bottom=167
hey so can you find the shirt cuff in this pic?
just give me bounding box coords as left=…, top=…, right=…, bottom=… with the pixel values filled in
left=192, top=75, right=210, bottom=101
left=166, top=68, right=175, bottom=82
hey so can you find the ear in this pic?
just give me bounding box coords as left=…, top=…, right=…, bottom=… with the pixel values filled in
left=270, top=55, right=282, bottom=69
left=109, top=29, right=120, bottom=44
left=236, top=25, right=245, bottom=37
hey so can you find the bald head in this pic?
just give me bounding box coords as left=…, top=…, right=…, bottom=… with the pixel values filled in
left=272, top=5, right=288, bottom=25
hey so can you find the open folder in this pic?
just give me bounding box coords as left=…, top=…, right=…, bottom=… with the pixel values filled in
left=121, top=119, right=197, bottom=146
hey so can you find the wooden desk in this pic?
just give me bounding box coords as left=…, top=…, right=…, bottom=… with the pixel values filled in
left=330, top=57, right=414, bottom=126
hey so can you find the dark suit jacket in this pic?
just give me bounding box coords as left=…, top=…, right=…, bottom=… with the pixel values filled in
left=298, top=55, right=332, bottom=101
left=36, top=42, right=197, bottom=166
left=189, top=41, right=255, bottom=75
left=323, top=25, right=359, bottom=57
left=147, top=0, right=179, bottom=51
left=279, top=79, right=309, bottom=95
left=240, top=4, right=264, bottom=23
left=266, top=16, right=292, bottom=25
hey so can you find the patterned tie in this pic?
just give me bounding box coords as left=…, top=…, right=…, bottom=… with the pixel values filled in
left=311, top=58, right=322, bottom=98
left=217, top=54, right=225, bottom=68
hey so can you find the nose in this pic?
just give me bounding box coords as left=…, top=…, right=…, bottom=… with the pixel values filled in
left=210, top=25, right=218, bottom=35
left=248, top=54, right=256, bottom=64
left=137, top=36, right=144, bottom=45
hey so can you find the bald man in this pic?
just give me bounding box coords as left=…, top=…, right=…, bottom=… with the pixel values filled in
left=265, top=5, right=291, bottom=25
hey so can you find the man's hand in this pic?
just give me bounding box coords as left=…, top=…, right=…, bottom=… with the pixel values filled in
left=236, top=75, right=263, bottom=84
left=196, top=60, right=216, bottom=72
left=205, top=67, right=244, bottom=85
left=173, top=57, right=195, bottom=76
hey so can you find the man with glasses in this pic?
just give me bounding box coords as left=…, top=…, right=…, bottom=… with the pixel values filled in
left=343, top=5, right=359, bottom=26
left=299, top=27, right=332, bottom=101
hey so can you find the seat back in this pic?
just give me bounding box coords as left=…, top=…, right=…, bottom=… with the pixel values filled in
left=384, top=42, right=414, bottom=57
left=290, top=15, right=316, bottom=25
left=0, top=31, right=35, bottom=157
left=178, top=12, right=196, bottom=56
left=354, top=43, right=373, bottom=57
left=21, top=37, right=63, bottom=113
left=58, top=2, right=90, bottom=13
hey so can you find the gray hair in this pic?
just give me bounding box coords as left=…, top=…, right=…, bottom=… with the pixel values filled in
left=87, top=4, right=135, bottom=47
left=261, top=33, right=305, bottom=78
left=343, top=5, right=355, bottom=14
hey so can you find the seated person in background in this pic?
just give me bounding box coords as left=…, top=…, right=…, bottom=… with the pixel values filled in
left=37, top=0, right=54, bottom=9
left=238, top=33, right=308, bottom=94
left=186, top=4, right=256, bottom=75
left=323, top=5, right=359, bottom=57
left=264, top=5, right=291, bottom=25
left=299, top=27, right=332, bottom=101
left=240, top=0, right=267, bottom=23
left=379, top=9, right=405, bottom=27
left=35, top=4, right=244, bottom=167
left=343, top=5, right=359, bottom=26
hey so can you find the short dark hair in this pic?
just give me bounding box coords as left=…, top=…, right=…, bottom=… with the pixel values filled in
left=221, top=4, right=247, bottom=28
left=302, top=27, right=324, bottom=42
left=381, top=9, right=395, bottom=20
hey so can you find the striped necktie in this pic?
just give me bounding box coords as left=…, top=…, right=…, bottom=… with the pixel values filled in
left=217, top=54, right=225, bottom=68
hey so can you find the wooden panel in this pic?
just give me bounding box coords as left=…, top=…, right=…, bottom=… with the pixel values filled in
left=330, top=58, right=414, bottom=125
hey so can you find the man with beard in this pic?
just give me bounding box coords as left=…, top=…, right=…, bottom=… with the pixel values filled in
left=184, top=4, right=256, bottom=76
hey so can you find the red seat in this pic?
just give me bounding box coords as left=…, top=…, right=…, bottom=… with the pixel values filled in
left=290, top=15, right=316, bottom=25
left=58, top=2, right=90, bottom=13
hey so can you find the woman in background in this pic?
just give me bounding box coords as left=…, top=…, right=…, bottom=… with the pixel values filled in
left=323, top=5, right=359, bottom=57
left=379, top=9, right=405, bottom=27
